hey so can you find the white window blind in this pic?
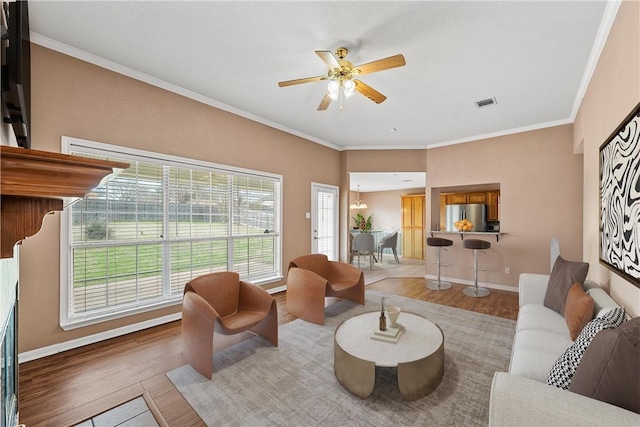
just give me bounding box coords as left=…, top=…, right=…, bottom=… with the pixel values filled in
left=61, top=137, right=282, bottom=328
left=316, top=189, right=336, bottom=259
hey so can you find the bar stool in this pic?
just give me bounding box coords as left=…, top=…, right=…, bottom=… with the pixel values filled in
left=462, top=239, right=491, bottom=298
left=426, top=237, right=453, bottom=291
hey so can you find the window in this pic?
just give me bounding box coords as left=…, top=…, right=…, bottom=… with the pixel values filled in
left=60, top=137, right=282, bottom=329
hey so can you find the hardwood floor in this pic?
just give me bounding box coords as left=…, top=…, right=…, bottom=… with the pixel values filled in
left=18, top=257, right=518, bottom=426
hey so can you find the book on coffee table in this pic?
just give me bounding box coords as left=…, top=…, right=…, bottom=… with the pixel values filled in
left=370, top=324, right=405, bottom=343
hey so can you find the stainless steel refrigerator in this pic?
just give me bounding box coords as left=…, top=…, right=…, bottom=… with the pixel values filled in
left=445, top=204, right=487, bottom=232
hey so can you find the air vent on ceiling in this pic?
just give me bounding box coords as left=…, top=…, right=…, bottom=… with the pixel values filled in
left=476, top=97, right=498, bottom=108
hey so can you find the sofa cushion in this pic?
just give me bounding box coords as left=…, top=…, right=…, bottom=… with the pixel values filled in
left=569, top=317, right=640, bottom=414
left=564, top=282, right=595, bottom=340
left=513, top=330, right=573, bottom=356
left=587, top=287, right=623, bottom=318
left=544, top=256, right=589, bottom=315
left=547, top=307, right=626, bottom=390
left=510, top=348, right=565, bottom=383
left=490, top=372, right=640, bottom=426
left=516, top=304, right=570, bottom=338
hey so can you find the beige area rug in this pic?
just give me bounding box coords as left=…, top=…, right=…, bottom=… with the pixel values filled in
left=167, top=290, right=516, bottom=426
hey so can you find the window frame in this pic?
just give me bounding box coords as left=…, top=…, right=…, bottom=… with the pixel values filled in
left=59, top=136, right=283, bottom=330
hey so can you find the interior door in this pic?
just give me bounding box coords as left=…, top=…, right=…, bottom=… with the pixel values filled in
left=311, top=183, right=339, bottom=260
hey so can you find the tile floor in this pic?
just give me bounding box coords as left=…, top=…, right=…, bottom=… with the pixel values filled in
left=73, top=396, right=159, bottom=427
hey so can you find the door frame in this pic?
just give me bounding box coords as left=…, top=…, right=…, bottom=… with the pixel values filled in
left=311, top=182, right=339, bottom=260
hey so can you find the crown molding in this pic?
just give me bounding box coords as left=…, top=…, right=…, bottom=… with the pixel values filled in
left=29, top=33, right=341, bottom=152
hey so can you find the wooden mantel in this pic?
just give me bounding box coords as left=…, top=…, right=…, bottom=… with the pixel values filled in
left=1, top=145, right=129, bottom=258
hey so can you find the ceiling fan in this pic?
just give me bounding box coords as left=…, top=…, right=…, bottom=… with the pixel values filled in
left=278, top=47, right=406, bottom=111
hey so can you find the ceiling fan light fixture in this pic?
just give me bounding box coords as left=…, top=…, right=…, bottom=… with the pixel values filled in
left=327, top=78, right=355, bottom=104
left=343, top=79, right=355, bottom=91
left=327, top=80, right=340, bottom=100
left=343, top=79, right=355, bottom=99
left=279, top=47, right=405, bottom=111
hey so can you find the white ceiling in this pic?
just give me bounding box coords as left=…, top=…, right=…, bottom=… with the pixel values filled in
left=27, top=1, right=616, bottom=191
left=350, top=172, right=425, bottom=193
left=29, top=1, right=616, bottom=149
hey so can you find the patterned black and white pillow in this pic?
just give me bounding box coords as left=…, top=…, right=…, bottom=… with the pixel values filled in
left=547, top=307, right=626, bottom=390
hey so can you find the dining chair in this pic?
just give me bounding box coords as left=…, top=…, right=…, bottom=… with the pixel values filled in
left=351, top=233, right=376, bottom=269
left=378, top=231, right=399, bottom=263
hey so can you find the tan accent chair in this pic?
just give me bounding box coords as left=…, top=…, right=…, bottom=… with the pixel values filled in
left=182, top=271, right=278, bottom=379
left=286, top=254, right=365, bottom=325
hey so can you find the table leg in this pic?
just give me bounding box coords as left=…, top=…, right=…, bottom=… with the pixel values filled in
left=334, top=340, right=375, bottom=399
left=397, top=331, right=445, bottom=400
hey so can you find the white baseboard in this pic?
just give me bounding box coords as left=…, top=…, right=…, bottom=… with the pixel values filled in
left=267, top=285, right=286, bottom=294
left=20, top=285, right=288, bottom=364
left=18, top=312, right=182, bottom=364
left=424, top=274, right=518, bottom=293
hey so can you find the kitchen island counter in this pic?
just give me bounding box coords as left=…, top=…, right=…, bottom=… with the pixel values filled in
left=428, top=230, right=503, bottom=242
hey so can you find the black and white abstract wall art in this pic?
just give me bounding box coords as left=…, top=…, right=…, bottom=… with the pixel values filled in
left=599, top=102, right=640, bottom=287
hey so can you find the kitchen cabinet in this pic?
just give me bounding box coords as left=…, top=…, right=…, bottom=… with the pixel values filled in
left=487, top=190, right=500, bottom=221
left=443, top=190, right=500, bottom=222
left=467, top=192, right=487, bottom=204
left=439, top=194, right=448, bottom=231
left=401, top=194, right=425, bottom=259
left=447, top=193, right=467, bottom=204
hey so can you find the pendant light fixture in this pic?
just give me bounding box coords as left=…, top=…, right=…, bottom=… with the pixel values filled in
left=350, top=185, right=368, bottom=209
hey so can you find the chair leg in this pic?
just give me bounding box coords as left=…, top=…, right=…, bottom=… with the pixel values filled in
left=392, top=248, right=399, bottom=263
left=428, top=247, right=451, bottom=291
left=250, top=300, right=278, bottom=346
left=182, top=308, right=214, bottom=379
left=463, top=249, right=490, bottom=298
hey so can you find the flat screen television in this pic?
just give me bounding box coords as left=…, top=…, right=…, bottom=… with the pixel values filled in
left=1, top=0, right=30, bottom=148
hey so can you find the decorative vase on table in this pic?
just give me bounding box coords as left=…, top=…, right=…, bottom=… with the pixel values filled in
left=387, top=306, right=401, bottom=328
left=352, top=213, right=373, bottom=232
left=379, top=297, right=387, bottom=331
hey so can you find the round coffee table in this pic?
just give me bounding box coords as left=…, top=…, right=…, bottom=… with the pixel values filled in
left=334, top=311, right=444, bottom=400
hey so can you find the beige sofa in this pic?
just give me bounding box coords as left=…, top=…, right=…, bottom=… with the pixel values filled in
left=488, top=273, right=639, bottom=426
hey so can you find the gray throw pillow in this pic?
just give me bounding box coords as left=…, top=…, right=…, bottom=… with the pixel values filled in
left=569, top=316, right=639, bottom=414
left=543, top=256, right=589, bottom=315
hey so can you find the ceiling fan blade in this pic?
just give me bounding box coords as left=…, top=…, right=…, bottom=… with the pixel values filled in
left=317, top=93, right=332, bottom=111
left=354, top=54, right=406, bottom=76
left=354, top=80, right=387, bottom=104
left=278, top=75, right=326, bottom=87
left=315, top=50, right=341, bottom=69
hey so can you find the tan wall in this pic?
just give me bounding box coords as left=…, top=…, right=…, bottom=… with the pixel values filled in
left=426, top=124, right=583, bottom=289
left=18, top=45, right=340, bottom=352
left=576, top=0, right=639, bottom=316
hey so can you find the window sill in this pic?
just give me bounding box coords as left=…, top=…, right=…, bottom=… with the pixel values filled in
left=60, top=276, right=282, bottom=331
left=61, top=297, right=183, bottom=331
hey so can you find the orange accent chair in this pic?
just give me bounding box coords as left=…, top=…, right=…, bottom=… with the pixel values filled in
left=286, top=254, right=365, bottom=325
left=182, top=271, right=278, bottom=379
